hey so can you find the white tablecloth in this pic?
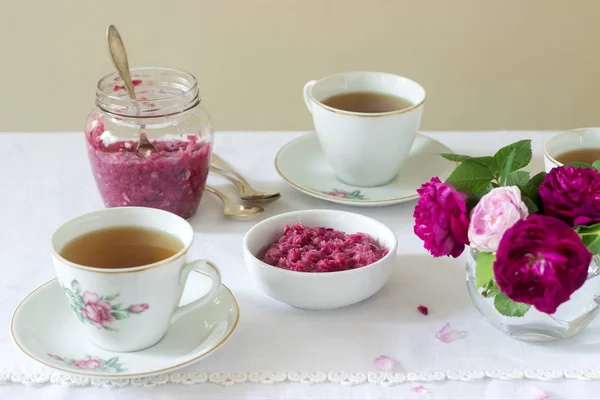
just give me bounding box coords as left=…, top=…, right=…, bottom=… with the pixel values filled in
left=1, top=131, right=600, bottom=400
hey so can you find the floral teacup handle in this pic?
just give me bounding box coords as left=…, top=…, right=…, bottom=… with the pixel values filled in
left=170, top=260, right=221, bottom=323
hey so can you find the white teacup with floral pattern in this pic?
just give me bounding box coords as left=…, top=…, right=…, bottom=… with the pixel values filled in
left=51, top=207, right=221, bottom=352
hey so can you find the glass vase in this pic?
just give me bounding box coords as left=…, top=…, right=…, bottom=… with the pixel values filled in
left=466, top=248, right=600, bottom=341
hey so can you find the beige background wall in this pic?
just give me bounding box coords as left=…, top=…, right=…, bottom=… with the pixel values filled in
left=1, top=0, right=600, bottom=132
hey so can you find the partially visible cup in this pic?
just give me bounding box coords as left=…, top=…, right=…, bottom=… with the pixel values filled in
left=303, top=71, right=426, bottom=187
left=51, top=207, right=221, bottom=352
left=544, top=127, right=600, bottom=172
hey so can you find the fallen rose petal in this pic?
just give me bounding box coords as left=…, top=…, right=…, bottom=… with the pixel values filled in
left=411, top=385, right=428, bottom=393
left=373, top=355, right=395, bottom=371
left=417, top=305, right=429, bottom=315
left=518, top=386, right=549, bottom=400
left=435, top=322, right=466, bottom=343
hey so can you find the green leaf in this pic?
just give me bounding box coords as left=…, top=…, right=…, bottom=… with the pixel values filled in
left=74, top=297, right=85, bottom=310
left=63, top=288, right=75, bottom=299
left=574, top=224, right=600, bottom=254
left=105, top=356, right=118, bottom=366
left=492, top=140, right=532, bottom=175
left=70, top=280, right=81, bottom=294
left=111, top=303, right=123, bottom=310
left=445, top=159, right=495, bottom=195
left=522, top=196, right=539, bottom=214
left=482, top=280, right=500, bottom=298
left=593, top=160, right=600, bottom=171
left=565, top=161, right=592, bottom=169
left=105, top=326, right=119, bottom=332
left=441, top=153, right=471, bottom=163
left=476, top=182, right=495, bottom=197
left=103, top=294, right=120, bottom=301
left=476, top=252, right=496, bottom=288
left=498, top=149, right=517, bottom=186
left=506, top=171, right=530, bottom=186
left=529, top=171, right=547, bottom=188
left=494, top=293, right=531, bottom=317
left=111, top=311, right=127, bottom=320
left=440, top=154, right=494, bottom=168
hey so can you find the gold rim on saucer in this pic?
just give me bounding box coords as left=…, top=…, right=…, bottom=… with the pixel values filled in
left=274, top=133, right=453, bottom=205
left=10, top=272, right=240, bottom=379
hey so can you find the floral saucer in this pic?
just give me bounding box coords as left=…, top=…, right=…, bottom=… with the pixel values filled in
left=10, top=270, right=239, bottom=378
left=275, top=133, right=454, bottom=207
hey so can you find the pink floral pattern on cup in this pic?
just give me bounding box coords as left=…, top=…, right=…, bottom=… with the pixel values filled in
left=47, top=353, right=126, bottom=373
left=322, top=189, right=367, bottom=200
left=62, top=279, right=149, bottom=331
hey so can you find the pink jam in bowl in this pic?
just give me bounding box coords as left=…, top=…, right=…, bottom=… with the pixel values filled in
left=262, top=223, right=389, bottom=272
left=85, top=115, right=211, bottom=219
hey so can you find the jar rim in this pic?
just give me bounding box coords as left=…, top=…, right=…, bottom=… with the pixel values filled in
left=95, top=67, right=200, bottom=118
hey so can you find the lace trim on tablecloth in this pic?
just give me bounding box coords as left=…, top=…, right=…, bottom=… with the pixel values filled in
left=2, top=370, right=600, bottom=387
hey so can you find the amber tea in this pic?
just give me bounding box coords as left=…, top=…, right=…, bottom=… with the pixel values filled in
left=322, top=91, right=413, bottom=113
left=555, top=148, right=600, bottom=165
left=60, top=226, right=183, bottom=269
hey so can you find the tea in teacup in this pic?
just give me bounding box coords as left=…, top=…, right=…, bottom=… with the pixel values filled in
left=321, top=91, right=413, bottom=114
left=555, top=148, right=600, bottom=165
left=544, top=128, right=600, bottom=172
left=303, top=71, right=426, bottom=187
left=60, top=226, right=183, bottom=269
left=52, top=207, right=221, bottom=352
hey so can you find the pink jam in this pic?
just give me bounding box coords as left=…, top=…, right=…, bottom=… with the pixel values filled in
left=262, top=223, right=389, bottom=272
left=85, top=116, right=211, bottom=219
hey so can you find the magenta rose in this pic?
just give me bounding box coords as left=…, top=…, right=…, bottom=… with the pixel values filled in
left=494, top=214, right=591, bottom=314
left=74, top=357, right=104, bottom=370
left=81, top=291, right=115, bottom=329
left=539, top=165, right=600, bottom=226
left=129, top=303, right=149, bottom=313
left=468, top=186, right=529, bottom=253
left=414, top=177, right=469, bottom=258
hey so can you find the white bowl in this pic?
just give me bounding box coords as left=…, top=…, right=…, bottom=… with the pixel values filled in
left=544, top=127, right=600, bottom=172
left=242, top=209, right=398, bottom=310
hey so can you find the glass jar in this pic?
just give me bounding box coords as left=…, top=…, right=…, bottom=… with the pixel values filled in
left=85, top=67, right=212, bottom=219
left=466, top=248, right=600, bottom=341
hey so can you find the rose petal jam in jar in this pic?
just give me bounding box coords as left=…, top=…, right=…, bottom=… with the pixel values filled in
left=85, top=67, right=212, bottom=219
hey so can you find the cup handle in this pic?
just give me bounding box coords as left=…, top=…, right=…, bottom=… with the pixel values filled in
left=170, top=259, right=222, bottom=323
left=303, top=80, right=317, bottom=113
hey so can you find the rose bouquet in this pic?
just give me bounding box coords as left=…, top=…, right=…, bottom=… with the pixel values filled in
left=414, top=140, right=600, bottom=319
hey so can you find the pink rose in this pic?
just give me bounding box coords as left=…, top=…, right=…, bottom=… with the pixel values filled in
left=468, top=186, right=529, bottom=253
left=327, top=190, right=348, bottom=198
left=81, top=291, right=115, bottom=329
left=74, top=357, right=104, bottom=370
left=129, top=303, right=149, bottom=313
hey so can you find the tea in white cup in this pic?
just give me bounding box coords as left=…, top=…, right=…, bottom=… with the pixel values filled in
left=51, top=207, right=221, bottom=352
left=303, top=71, right=426, bottom=187
left=544, top=127, right=600, bottom=172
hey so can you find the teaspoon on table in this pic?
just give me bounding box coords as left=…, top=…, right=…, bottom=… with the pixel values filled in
left=210, top=154, right=281, bottom=203
left=106, top=25, right=157, bottom=158
left=205, top=185, right=264, bottom=219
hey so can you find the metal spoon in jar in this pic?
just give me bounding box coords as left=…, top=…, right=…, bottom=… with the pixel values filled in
left=210, top=154, right=281, bottom=203
left=205, top=186, right=264, bottom=219
left=106, top=25, right=157, bottom=158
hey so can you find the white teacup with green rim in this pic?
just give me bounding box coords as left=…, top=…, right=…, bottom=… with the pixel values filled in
left=51, top=207, right=221, bottom=352
left=303, top=71, right=426, bottom=187
left=544, top=127, right=600, bottom=172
